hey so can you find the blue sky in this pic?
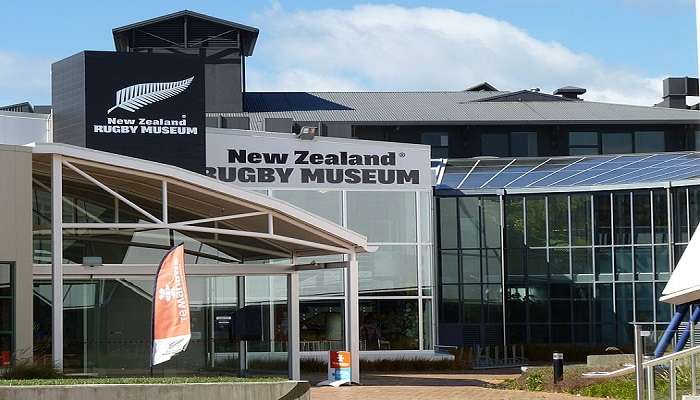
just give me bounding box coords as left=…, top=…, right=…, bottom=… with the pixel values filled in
left=0, top=0, right=696, bottom=106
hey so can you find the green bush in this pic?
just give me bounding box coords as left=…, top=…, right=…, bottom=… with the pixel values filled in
left=525, top=371, right=544, bottom=391
left=2, top=363, right=61, bottom=380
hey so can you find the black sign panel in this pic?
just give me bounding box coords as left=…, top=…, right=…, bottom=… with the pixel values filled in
left=84, top=51, right=205, bottom=172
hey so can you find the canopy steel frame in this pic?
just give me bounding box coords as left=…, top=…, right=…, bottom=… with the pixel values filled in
left=39, top=146, right=367, bottom=382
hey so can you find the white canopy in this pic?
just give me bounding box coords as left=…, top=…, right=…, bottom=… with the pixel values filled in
left=661, top=223, right=700, bottom=304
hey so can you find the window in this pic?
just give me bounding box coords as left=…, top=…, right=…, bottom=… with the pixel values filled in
left=357, top=245, right=418, bottom=296
left=481, top=133, right=509, bottom=157
left=347, top=191, right=417, bottom=242
left=569, top=132, right=599, bottom=155
left=359, top=299, right=419, bottom=350
left=0, top=264, right=11, bottom=366
left=634, top=131, right=665, bottom=153
left=601, top=132, right=633, bottom=154
left=510, top=132, right=538, bottom=157
left=548, top=195, right=569, bottom=246
left=481, top=132, right=538, bottom=157
left=422, top=132, right=449, bottom=158
left=272, top=190, right=341, bottom=224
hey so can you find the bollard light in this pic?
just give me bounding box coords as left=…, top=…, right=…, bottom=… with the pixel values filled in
left=553, top=352, right=564, bottom=384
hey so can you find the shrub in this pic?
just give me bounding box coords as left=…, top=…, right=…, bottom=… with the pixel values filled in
left=2, top=363, right=61, bottom=380
left=525, top=371, right=544, bottom=391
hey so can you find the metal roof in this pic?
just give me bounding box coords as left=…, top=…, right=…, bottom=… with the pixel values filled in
left=433, top=151, right=700, bottom=194
left=112, top=10, right=259, bottom=56
left=218, top=91, right=700, bottom=129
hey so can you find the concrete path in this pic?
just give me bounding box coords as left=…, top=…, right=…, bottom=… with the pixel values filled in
left=308, top=371, right=602, bottom=400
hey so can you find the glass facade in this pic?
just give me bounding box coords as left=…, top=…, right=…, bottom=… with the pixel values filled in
left=32, top=176, right=434, bottom=370
left=270, top=189, right=434, bottom=352
left=0, top=264, right=12, bottom=366
left=436, top=186, right=690, bottom=349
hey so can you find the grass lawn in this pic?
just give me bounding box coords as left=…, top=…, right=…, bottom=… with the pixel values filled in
left=0, top=376, right=285, bottom=386
left=499, top=364, right=700, bottom=400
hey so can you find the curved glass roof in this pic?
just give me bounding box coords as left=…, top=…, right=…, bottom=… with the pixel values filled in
left=433, top=152, right=700, bottom=193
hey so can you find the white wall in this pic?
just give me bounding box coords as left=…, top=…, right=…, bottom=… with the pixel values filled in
left=0, top=111, right=50, bottom=145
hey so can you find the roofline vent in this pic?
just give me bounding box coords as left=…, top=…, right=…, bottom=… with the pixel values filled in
left=655, top=77, right=699, bottom=109
left=554, top=86, right=586, bottom=100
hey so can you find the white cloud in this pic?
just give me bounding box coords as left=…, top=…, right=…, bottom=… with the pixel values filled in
left=247, top=4, right=669, bottom=106
left=0, top=51, right=51, bottom=105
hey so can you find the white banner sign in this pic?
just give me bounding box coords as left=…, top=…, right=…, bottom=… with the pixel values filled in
left=205, top=132, right=431, bottom=190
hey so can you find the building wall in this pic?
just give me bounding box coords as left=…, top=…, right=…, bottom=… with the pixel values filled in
left=435, top=187, right=685, bottom=351
left=0, top=112, right=50, bottom=145
left=51, top=52, right=86, bottom=147
left=0, top=145, right=33, bottom=362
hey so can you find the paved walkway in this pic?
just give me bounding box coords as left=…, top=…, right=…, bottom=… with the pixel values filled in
left=308, top=371, right=602, bottom=400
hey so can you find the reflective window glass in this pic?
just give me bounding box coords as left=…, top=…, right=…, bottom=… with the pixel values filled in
left=653, top=190, right=668, bottom=243
left=440, top=251, right=459, bottom=284
left=594, top=193, right=612, bottom=245
left=571, top=194, right=592, bottom=246
left=596, top=247, right=613, bottom=275
left=440, top=285, right=459, bottom=323
left=300, top=300, right=344, bottom=350
left=615, top=283, right=634, bottom=324
left=462, top=250, right=481, bottom=283
left=528, top=285, right=549, bottom=323
left=634, top=246, right=652, bottom=274
left=463, top=285, right=482, bottom=323
left=482, top=197, right=501, bottom=248
left=506, top=197, right=524, bottom=248
left=271, top=190, right=341, bottom=224
left=359, top=299, right=418, bottom=350
left=601, top=132, right=633, bottom=154
left=633, top=192, right=652, bottom=244
left=527, top=248, right=548, bottom=276
left=655, top=283, right=672, bottom=321
left=615, top=247, right=633, bottom=274
left=347, top=191, right=417, bottom=243
left=613, top=193, right=631, bottom=245
left=572, top=248, right=593, bottom=275
left=655, top=246, right=670, bottom=276
left=635, top=283, right=654, bottom=322
left=548, top=195, right=569, bottom=247
left=673, top=189, right=689, bottom=243
left=422, top=132, right=449, bottom=158
left=549, top=248, right=570, bottom=275
left=482, top=249, right=502, bottom=284
left=459, top=198, right=480, bottom=248
left=358, top=245, right=417, bottom=296
left=483, top=285, right=503, bottom=323
left=439, top=198, right=458, bottom=249
left=634, top=131, right=665, bottom=153
left=570, top=132, right=598, bottom=146
left=511, top=132, right=538, bottom=157
left=526, top=197, right=546, bottom=247
left=597, top=283, right=614, bottom=324
left=481, top=133, right=509, bottom=157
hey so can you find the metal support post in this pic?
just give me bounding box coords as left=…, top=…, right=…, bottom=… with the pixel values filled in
left=670, top=359, right=677, bottom=400
left=287, top=272, right=300, bottom=380
left=237, top=276, right=247, bottom=376
left=51, top=155, right=64, bottom=372
left=634, top=325, right=645, bottom=400
left=345, top=252, right=360, bottom=383
left=692, top=304, right=697, bottom=395
left=646, top=356, right=655, bottom=400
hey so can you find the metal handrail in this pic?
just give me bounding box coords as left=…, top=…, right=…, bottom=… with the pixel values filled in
left=643, top=343, right=700, bottom=368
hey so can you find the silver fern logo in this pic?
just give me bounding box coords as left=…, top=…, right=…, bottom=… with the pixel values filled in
left=107, top=77, right=194, bottom=114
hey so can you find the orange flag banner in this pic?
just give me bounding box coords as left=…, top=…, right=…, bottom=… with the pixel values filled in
left=151, top=244, right=191, bottom=366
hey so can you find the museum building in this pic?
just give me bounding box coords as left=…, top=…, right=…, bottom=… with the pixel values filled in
left=1, top=10, right=700, bottom=376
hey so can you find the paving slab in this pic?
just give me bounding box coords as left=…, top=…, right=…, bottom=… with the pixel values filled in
left=309, top=371, right=602, bottom=400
